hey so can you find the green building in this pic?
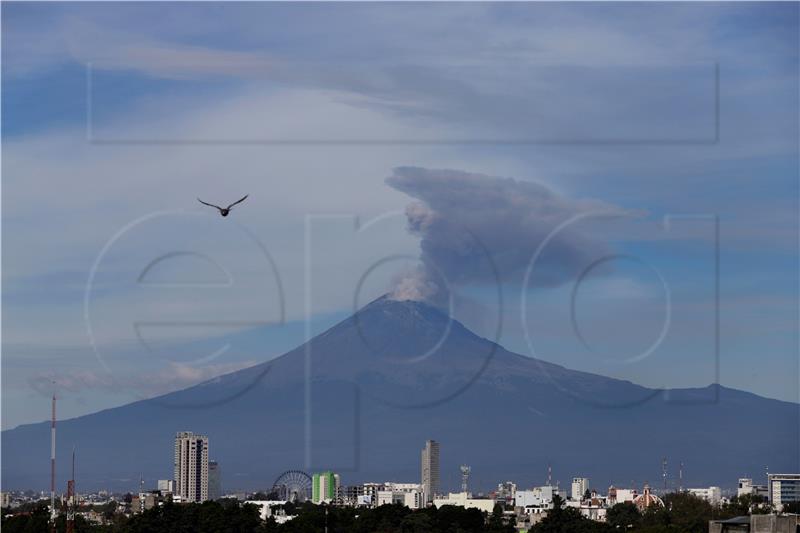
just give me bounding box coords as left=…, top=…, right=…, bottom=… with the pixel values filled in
left=312, top=471, right=339, bottom=503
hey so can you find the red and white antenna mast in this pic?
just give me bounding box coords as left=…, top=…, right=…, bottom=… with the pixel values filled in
left=50, top=391, right=57, bottom=533
left=66, top=447, right=75, bottom=533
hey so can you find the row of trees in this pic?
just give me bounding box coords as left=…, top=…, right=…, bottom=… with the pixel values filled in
left=531, top=492, right=788, bottom=533
left=4, top=492, right=795, bottom=533
left=1, top=500, right=514, bottom=533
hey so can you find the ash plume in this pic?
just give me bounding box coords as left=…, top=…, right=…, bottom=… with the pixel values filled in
left=386, top=166, right=636, bottom=303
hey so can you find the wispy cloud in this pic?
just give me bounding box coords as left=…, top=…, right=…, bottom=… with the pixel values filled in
left=27, top=360, right=258, bottom=399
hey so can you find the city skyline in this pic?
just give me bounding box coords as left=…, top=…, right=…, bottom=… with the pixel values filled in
left=4, top=432, right=788, bottom=498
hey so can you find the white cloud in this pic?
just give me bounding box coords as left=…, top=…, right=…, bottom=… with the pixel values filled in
left=27, top=360, right=259, bottom=399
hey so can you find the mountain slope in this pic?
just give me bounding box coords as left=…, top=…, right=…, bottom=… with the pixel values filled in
left=3, top=296, right=797, bottom=492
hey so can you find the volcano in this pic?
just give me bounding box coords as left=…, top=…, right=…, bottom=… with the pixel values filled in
left=2, top=296, right=797, bottom=492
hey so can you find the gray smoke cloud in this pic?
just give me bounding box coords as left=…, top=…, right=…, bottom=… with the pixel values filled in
left=386, top=166, right=637, bottom=303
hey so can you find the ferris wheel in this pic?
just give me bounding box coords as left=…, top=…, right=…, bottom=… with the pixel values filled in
left=271, top=470, right=312, bottom=502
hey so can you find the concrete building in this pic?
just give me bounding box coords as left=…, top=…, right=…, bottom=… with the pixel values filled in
left=433, top=492, right=495, bottom=513
left=157, top=480, right=174, bottom=494
left=768, top=474, right=800, bottom=510
left=421, top=440, right=440, bottom=503
left=608, top=486, right=638, bottom=505
left=515, top=486, right=555, bottom=508
left=571, top=499, right=608, bottom=522
left=738, top=479, right=769, bottom=499
left=709, top=514, right=798, bottom=533
left=358, top=483, right=384, bottom=507
left=516, top=508, right=549, bottom=531
left=312, top=471, right=340, bottom=504
left=688, top=487, right=722, bottom=505
left=377, top=489, right=403, bottom=506
left=403, top=490, right=425, bottom=509
left=173, top=431, right=209, bottom=503
left=572, top=478, right=590, bottom=501
left=496, top=481, right=517, bottom=503
left=379, top=483, right=425, bottom=509
left=338, top=483, right=382, bottom=507
left=208, top=461, right=221, bottom=501
left=245, top=500, right=295, bottom=524
left=132, top=491, right=169, bottom=514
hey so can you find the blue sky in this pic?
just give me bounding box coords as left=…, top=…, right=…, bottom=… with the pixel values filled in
left=2, top=2, right=798, bottom=429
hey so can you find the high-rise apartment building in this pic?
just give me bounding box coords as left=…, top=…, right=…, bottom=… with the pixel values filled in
left=421, top=440, right=440, bottom=503
left=174, top=431, right=209, bottom=503
left=208, top=461, right=221, bottom=500
left=312, top=471, right=340, bottom=503
left=572, top=477, right=590, bottom=501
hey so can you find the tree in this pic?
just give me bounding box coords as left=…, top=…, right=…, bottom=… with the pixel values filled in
left=487, top=503, right=515, bottom=533
left=663, top=492, right=712, bottom=532
left=719, top=493, right=773, bottom=518
left=0, top=502, right=50, bottom=533
left=781, top=500, right=800, bottom=514
left=530, top=495, right=611, bottom=533
left=606, top=502, right=641, bottom=530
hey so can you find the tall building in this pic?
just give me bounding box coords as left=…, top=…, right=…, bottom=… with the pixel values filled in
left=208, top=461, right=221, bottom=500
left=312, top=471, right=340, bottom=503
left=421, top=440, right=440, bottom=503
left=173, top=431, right=209, bottom=503
left=768, top=473, right=800, bottom=509
left=571, top=477, right=589, bottom=501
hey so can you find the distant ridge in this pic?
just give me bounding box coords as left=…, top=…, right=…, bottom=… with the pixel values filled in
left=3, top=296, right=797, bottom=491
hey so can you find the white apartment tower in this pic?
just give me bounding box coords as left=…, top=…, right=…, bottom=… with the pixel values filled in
left=572, top=477, right=590, bottom=501
left=174, top=431, right=209, bottom=503
left=421, top=440, right=440, bottom=503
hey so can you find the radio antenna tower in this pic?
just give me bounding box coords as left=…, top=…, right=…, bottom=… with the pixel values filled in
left=662, top=457, right=668, bottom=492
left=460, top=465, right=471, bottom=494
left=50, top=391, right=57, bottom=533
left=547, top=464, right=552, bottom=486
left=678, top=462, right=684, bottom=492
left=66, top=447, right=75, bottom=533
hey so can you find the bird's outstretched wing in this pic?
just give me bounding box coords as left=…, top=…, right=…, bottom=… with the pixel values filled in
left=197, top=198, right=224, bottom=211
left=226, top=194, right=249, bottom=210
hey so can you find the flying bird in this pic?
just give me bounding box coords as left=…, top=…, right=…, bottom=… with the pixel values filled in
left=197, top=195, right=249, bottom=217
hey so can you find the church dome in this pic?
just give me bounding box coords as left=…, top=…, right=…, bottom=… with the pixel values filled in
left=633, top=484, right=664, bottom=511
